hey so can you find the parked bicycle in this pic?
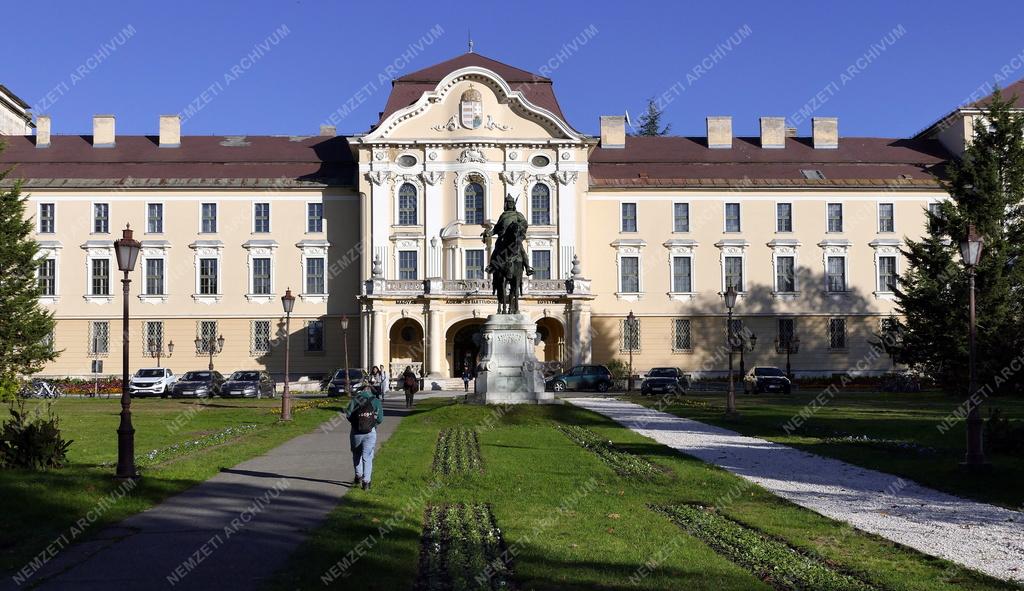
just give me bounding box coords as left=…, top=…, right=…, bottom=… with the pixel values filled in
left=18, top=379, right=63, bottom=399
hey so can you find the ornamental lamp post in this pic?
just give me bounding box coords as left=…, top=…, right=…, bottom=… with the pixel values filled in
left=724, top=285, right=738, bottom=416
left=626, top=310, right=637, bottom=392
left=341, top=315, right=351, bottom=395
left=959, top=224, right=987, bottom=469
left=194, top=333, right=224, bottom=371
left=148, top=338, right=173, bottom=368
left=280, top=288, right=295, bottom=421
left=113, top=224, right=141, bottom=480
left=775, top=333, right=800, bottom=380
left=739, top=331, right=757, bottom=393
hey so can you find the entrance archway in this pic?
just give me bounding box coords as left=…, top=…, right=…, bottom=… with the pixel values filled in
left=535, top=317, right=566, bottom=376
left=389, top=318, right=424, bottom=377
left=447, top=319, right=485, bottom=377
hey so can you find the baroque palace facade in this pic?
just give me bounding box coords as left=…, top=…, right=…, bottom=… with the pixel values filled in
left=0, top=52, right=1000, bottom=381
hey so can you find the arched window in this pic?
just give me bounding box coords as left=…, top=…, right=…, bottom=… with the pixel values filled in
left=531, top=184, right=551, bottom=226
left=460, top=88, right=483, bottom=129
left=398, top=183, right=417, bottom=225
left=464, top=182, right=485, bottom=225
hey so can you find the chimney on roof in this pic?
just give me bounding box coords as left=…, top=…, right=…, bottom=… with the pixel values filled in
left=812, top=117, right=838, bottom=149
left=320, top=125, right=336, bottom=136
left=92, top=115, right=115, bottom=148
left=706, top=116, right=732, bottom=149
left=600, top=115, right=625, bottom=149
left=759, top=117, right=785, bottom=149
left=159, top=115, right=180, bottom=148
left=36, top=115, right=51, bottom=148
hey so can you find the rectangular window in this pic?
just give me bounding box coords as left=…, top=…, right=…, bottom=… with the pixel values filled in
left=38, top=258, right=56, bottom=296
left=531, top=250, right=551, bottom=280
left=828, top=318, right=847, bottom=350
left=619, top=256, right=639, bottom=293
left=306, top=320, right=324, bottom=352
left=827, top=203, right=843, bottom=232
left=145, top=259, right=165, bottom=295
left=398, top=192, right=417, bottom=226
left=620, top=317, right=641, bottom=352
left=465, top=250, right=485, bottom=280
left=776, top=256, right=795, bottom=292
left=39, top=203, right=55, bottom=233
left=878, top=255, right=897, bottom=292
left=93, top=203, right=109, bottom=234
left=199, top=258, right=218, bottom=295
left=672, top=318, right=692, bottom=352
left=724, top=256, right=743, bottom=291
left=143, top=321, right=164, bottom=354
left=251, top=320, right=271, bottom=355
left=252, top=258, right=271, bottom=295
left=725, top=203, right=741, bottom=232
left=88, top=321, right=109, bottom=355
left=621, top=203, right=637, bottom=232
left=398, top=251, right=417, bottom=280
left=306, top=257, right=325, bottom=294
left=777, top=318, right=796, bottom=349
left=531, top=190, right=550, bottom=226
left=672, top=256, right=692, bottom=293
left=307, top=202, right=324, bottom=233
left=253, top=202, right=270, bottom=233
left=464, top=192, right=484, bottom=225
left=147, top=203, right=164, bottom=233
left=197, top=320, right=218, bottom=353
left=878, top=203, right=894, bottom=233
left=826, top=256, right=846, bottom=292
left=201, top=203, right=218, bottom=233
left=91, top=259, right=110, bottom=296
left=673, top=203, right=690, bottom=232
left=776, top=203, right=793, bottom=232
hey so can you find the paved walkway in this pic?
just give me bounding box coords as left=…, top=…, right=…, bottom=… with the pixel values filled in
left=13, top=396, right=419, bottom=591
left=569, top=397, right=1024, bottom=583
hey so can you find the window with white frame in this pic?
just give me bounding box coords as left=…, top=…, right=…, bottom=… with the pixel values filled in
left=143, top=321, right=164, bottom=354
left=927, top=202, right=942, bottom=233
left=306, top=257, right=326, bottom=294
left=398, top=250, right=418, bottom=280
left=673, top=203, right=690, bottom=232
left=826, top=256, right=846, bottom=292
left=201, top=203, right=217, bottom=233
left=878, top=255, right=897, bottom=292
left=251, top=320, right=271, bottom=355
left=878, top=203, right=895, bottom=233
left=465, top=249, right=485, bottom=279
left=253, top=202, right=271, bottom=233
left=672, top=318, right=692, bottom=352
left=89, top=321, right=109, bottom=355
left=199, top=258, right=219, bottom=295
left=145, top=258, right=165, bottom=296
left=620, top=203, right=637, bottom=232
left=828, top=318, right=847, bottom=350
left=38, top=203, right=55, bottom=234
left=725, top=203, right=741, bottom=232
left=724, top=256, right=743, bottom=290
left=398, top=183, right=418, bottom=225
left=827, top=203, right=843, bottom=232
left=306, top=320, right=324, bottom=352
left=672, top=256, right=692, bottom=293
left=620, top=317, right=641, bottom=352
left=464, top=182, right=485, bottom=225
left=531, top=184, right=551, bottom=226
left=91, top=258, right=110, bottom=296
left=776, top=203, right=793, bottom=232
left=531, top=250, right=551, bottom=280
left=147, top=203, right=163, bottom=233
left=776, top=256, right=795, bottom=292
left=93, top=203, right=109, bottom=234
left=307, top=202, right=324, bottom=233
left=252, top=258, right=272, bottom=295
left=619, top=256, right=640, bottom=293
left=196, top=320, right=218, bottom=353
left=38, top=258, right=56, bottom=297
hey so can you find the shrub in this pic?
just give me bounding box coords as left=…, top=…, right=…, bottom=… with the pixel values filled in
left=0, top=401, right=73, bottom=469
left=0, top=375, right=18, bottom=403
left=605, top=358, right=629, bottom=379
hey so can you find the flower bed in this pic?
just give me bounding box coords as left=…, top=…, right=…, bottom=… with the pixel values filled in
left=431, top=427, right=483, bottom=476
left=134, top=424, right=261, bottom=467
left=270, top=398, right=334, bottom=415
left=654, top=504, right=879, bottom=591
left=556, top=424, right=661, bottom=480
left=416, top=503, right=515, bottom=590
left=29, top=377, right=123, bottom=395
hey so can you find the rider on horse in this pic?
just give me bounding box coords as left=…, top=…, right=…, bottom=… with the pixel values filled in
left=482, top=195, right=533, bottom=313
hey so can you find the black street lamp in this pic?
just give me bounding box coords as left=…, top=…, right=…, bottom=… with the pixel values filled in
left=959, top=224, right=987, bottom=469
left=280, top=288, right=295, bottom=421
left=147, top=338, right=173, bottom=368
left=626, top=310, right=637, bottom=392
left=194, top=333, right=224, bottom=371
left=774, top=333, right=800, bottom=380
left=114, top=224, right=141, bottom=480
left=341, top=315, right=351, bottom=395
left=737, top=331, right=758, bottom=394
left=724, top=285, right=738, bottom=416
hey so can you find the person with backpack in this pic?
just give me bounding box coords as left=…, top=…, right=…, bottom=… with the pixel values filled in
left=401, top=365, right=418, bottom=408
left=462, top=364, right=473, bottom=392
left=344, top=385, right=384, bottom=490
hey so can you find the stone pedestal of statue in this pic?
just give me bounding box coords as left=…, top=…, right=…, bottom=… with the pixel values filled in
left=471, top=314, right=554, bottom=404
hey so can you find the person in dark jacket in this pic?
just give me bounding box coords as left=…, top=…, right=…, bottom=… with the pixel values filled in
left=401, top=365, right=418, bottom=408
left=462, top=364, right=473, bottom=392
left=344, top=385, right=384, bottom=490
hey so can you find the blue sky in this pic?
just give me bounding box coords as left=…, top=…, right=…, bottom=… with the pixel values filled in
left=4, top=0, right=1024, bottom=138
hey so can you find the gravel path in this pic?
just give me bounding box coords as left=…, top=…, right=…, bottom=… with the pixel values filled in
left=569, top=397, right=1024, bottom=583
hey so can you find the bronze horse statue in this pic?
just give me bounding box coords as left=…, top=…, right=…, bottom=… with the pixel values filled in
left=483, top=195, right=533, bottom=315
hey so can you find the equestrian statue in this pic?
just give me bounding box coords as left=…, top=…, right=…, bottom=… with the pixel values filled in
left=481, top=195, right=533, bottom=314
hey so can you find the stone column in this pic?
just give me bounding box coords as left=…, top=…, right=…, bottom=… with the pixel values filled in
left=426, top=308, right=444, bottom=377
left=556, top=170, right=579, bottom=279
left=371, top=308, right=387, bottom=370
left=360, top=308, right=369, bottom=368
left=569, top=302, right=592, bottom=365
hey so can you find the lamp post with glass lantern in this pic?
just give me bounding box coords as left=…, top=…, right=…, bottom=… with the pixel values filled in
left=738, top=331, right=758, bottom=393
left=114, top=224, right=141, bottom=480
left=194, top=333, right=224, bottom=371
left=341, top=315, right=351, bottom=395
left=625, top=311, right=637, bottom=392
left=147, top=338, right=173, bottom=368
left=775, top=333, right=800, bottom=380
left=959, top=225, right=987, bottom=469
left=280, top=288, right=295, bottom=421
left=724, top=285, right=738, bottom=416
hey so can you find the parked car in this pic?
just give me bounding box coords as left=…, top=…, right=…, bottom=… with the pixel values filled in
left=170, top=370, right=224, bottom=398
left=640, top=367, right=689, bottom=395
left=129, top=367, right=177, bottom=398
left=745, top=366, right=792, bottom=394
left=324, top=368, right=366, bottom=397
left=221, top=370, right=275, bottom=398
left=546, top=365, right=613, bottom=393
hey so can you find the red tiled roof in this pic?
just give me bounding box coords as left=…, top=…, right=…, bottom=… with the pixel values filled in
left=968, top=78, right=1024, bottom=109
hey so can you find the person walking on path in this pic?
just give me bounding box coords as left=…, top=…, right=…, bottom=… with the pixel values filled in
left=369, top=366, right=383, bottom=398
left=376, top=365, right=389, bottom=397
left=462, top=364, right=473, bottom=392
left=344, top=385, right=384, bottom=490
left=402, top=365, right=418, bottom=408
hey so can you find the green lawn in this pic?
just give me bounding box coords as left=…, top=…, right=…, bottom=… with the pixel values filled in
left=266, top=399, right=1018, bottom=591
left=625, top=390, right=1024, bottom=509
left=0, top=396, right=342, bottom=574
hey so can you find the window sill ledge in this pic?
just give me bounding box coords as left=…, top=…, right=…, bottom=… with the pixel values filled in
left=192, top=294, right=222, bottom=305
left=83, top=295, right=113, bottom=305
left=615, top=292, right=643, bottom=302
left=772, top=291, right=801, bottom=301
left=38, top=296, right=60, bottom=305
left=245, top=294, right=276, bottom=304
left=667, top=292, right=695, bottom=302
left=138, top=294, right=168, bottom=305
left=301, top=294, right=329, bottom=304
left=873, top=291, right=896, bottom=300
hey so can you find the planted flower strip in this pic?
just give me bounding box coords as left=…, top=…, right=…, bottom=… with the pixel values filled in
left=415, top=503, right=515, bottom=591
left=431, top=427, right=483, bottom=476
left=556, top=424, right=661, bottom=480
left=136, top=424, right=261, bottom=467
left=654, top=504, right=879, bottom=591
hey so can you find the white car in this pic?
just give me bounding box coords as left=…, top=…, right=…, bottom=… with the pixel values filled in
left=128, top=368, right=177, bottom=398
